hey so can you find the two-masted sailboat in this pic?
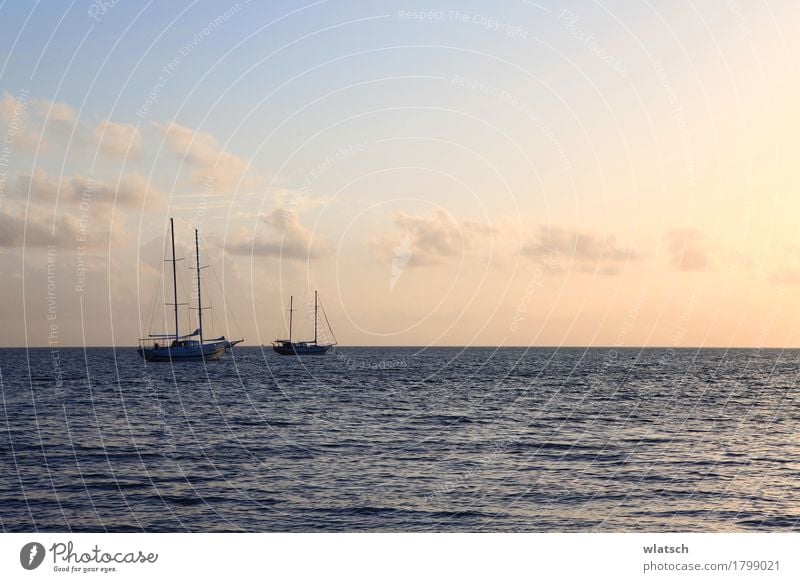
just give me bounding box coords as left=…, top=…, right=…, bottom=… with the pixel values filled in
left=138, top=218, right=242, bottom=362
left=273, top=291, right=335, bottom=355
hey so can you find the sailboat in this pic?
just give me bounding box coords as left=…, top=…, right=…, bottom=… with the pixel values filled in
left=138, top=219, right=243, bottom=362
left=273, top=291, right=335, bottom=355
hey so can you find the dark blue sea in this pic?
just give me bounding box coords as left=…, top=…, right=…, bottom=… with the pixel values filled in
left=2, top=347, right=799, bottom=532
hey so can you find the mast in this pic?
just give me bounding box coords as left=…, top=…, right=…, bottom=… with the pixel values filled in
left=171, top=218, right=179, bottom=342
left=314, top=290, right=318, bottom=345
left=289, top=295, right=293, bottom=343
left=195, top=229, right=203, bottom=344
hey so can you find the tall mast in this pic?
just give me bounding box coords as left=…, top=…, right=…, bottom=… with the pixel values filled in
left=289, top=295, right=293, bottom=342
left=195, top=229, right=203, bottom=344
left=314, top=290, right=318, bottom=345
left=171, top=218, right=179, bottom=342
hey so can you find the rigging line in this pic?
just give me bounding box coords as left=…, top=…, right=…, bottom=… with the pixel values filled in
left=176, top=258, right=192, bottom=335
left=197, top=253, right=216, bottom=339
left=146, top=231, right=169, bottom=336
left=145, top=262, right=161, bottom=336
left=205, top=278, right=216, bottom=339
left=188, top=241, right=215, bottom=338
left=201, top=237, right=244, bottom=339
left=320, top=299, right=337, bottom=344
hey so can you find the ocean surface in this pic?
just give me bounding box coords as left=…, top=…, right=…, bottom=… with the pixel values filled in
left=1, top=346, right=799, bottom=532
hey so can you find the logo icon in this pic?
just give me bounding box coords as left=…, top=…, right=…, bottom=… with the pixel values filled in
left=20, top=542, right=45, bottom=570
left=390, top=233, right=414, bottom=291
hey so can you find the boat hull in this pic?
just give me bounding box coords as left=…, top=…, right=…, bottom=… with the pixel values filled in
left=272, top=342, right=331, bottom=356
left=138, top=342, right=226, bottom=362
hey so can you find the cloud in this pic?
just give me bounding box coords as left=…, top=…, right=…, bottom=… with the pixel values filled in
left=228, top=208, right=329, bottom=259
left=370, top=209, right=494, bottom=267
left=83, top=172, right=162, bottom=208
left=0, top=91, right=43, bottom=151
left=0, top=208, right=82, bottom=248
left=157, top=121, right=253, bottom=192
left=272, top=187, right=332, bottom=213
left=1, top=93, right=79, bottom=153
left=34, top=98, right=76, bottom=125
left=94, top=120, right=141, bottom=159
left=3, top=170, right=140, bottom=250
left=665, top=228, right=711, bottom=271
left=523, top=226, right=642, bottom=275
left=0, top=91, right=23, bottom=125
left=17, top=168, right=161, bottom=208
left=17, top=168, right=60, bottom=200
left=3, top=94, right=140, bottom=157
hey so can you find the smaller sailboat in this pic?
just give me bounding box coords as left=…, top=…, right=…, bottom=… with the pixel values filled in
left=138, top=219, right=242, bottom=362
left=273, top=291, right=335, bottom=355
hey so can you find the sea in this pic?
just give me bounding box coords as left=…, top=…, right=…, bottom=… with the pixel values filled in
left=1, top=346, right=799, bottom=532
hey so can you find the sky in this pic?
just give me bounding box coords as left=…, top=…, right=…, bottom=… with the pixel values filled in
left=1, top=0, right=800, bottom=348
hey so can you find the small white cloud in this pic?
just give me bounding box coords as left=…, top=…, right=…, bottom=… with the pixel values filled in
left=523, top=226, right=642, bottom=275
left=228, top=208, right=329, bottom=260
left=0, top=91, right=45, bottom=151
left=157, top=121, right=254, bottom=192
left=34, top=98, right=76, bottom=125
left=94, top=120, right=141, bottom=159
left=17, top=168, right=162, bottom=208
left=371, top=209, right=494, bottom=267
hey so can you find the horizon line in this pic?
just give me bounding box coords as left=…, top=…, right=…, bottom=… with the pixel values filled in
left=2, top=344, right=799, bottom=350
